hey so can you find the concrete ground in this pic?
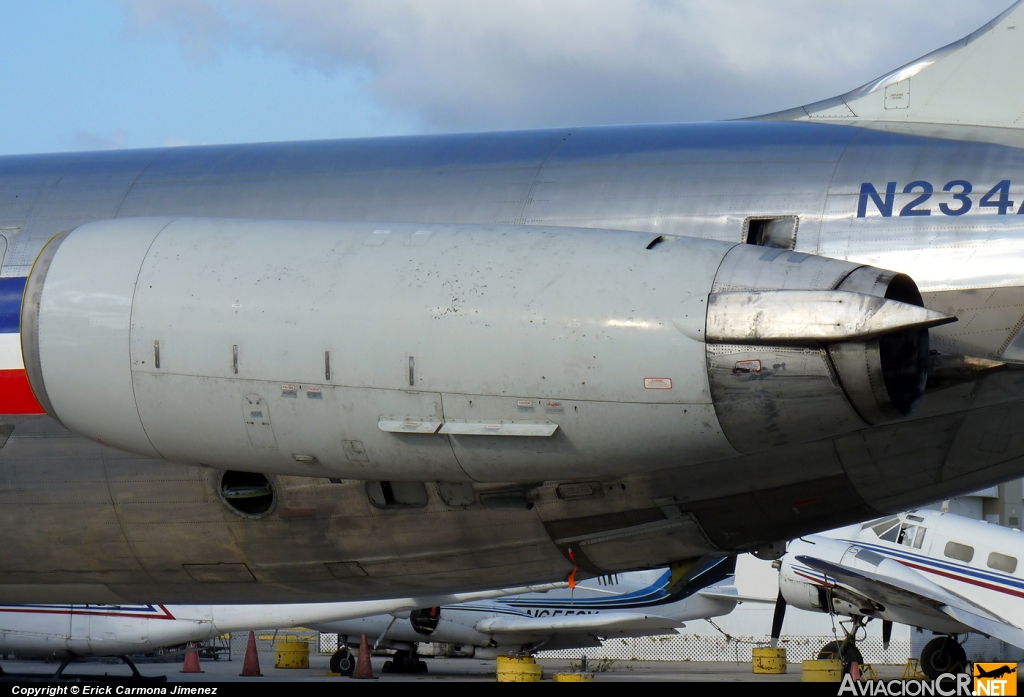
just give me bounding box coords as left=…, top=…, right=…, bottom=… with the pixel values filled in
left=0, top=653, right=913, bottom=682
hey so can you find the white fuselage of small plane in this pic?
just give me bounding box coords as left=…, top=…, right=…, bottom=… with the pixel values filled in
left=0, top=585, right=560, bottom=658
left=315, top=562, right=743, bottom=655
left=780, top=510, right=1024, bottom=642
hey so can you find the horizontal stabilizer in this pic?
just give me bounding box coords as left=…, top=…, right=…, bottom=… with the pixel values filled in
left=756, top=1, right=1024, bottom=129
left=704, top=291, right=954, bottom=345
left=475, top=612, right=682, bottom=634
left=698, top=589, right=775, bottom=604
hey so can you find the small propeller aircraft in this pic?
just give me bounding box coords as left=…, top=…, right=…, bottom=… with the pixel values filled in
left=0, top=583, right=559, bottom=680
left=313, top=557, right=749, bottom=674
left=771, top=510, right=1024, bottom=679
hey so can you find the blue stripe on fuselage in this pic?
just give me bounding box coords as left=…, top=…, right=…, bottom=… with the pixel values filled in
left=0, top=277, right=25, bottom=334
left=842, top=539, right=1024, bottom=590
left=500, top=569, right=673, bottom=610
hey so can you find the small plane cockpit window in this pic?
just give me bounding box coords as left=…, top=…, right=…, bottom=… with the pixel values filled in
left=944, top=541, right=975, bottom=563
left=869, top=517, right=901, bottom=542
left=988, top=552, right=1018, bottom=574
left=897, top=523, right=928, bottom=549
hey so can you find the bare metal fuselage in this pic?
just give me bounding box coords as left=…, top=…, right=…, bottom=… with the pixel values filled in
left=4, top=121, right=1024, bottom=603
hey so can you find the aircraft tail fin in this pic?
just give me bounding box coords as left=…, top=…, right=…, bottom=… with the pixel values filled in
left=755, top=1, right=1024, bottom=129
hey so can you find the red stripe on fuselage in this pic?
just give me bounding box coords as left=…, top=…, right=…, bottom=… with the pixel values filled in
left=0, top=370, right=44, bottom=414
left=899, top=559, right=1024, bottom=599
left=0, top=605, right=176, bottom=620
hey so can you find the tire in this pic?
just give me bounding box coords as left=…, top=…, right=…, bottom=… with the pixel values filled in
left=818, top=640, right=864, bottom=665
left=330, top=648, right=355, bottom=676
left=391, top=650, right=422, bottom=673
left=920, top=637, right=968, bottom=680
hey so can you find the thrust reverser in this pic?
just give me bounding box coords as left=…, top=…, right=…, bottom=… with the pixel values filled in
left=21, top=218, right=952, bottom=482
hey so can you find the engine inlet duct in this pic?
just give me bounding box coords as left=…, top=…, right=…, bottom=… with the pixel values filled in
left=692, top=245, right=954, bottom=454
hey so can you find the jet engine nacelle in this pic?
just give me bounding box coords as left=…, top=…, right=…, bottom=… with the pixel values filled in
left=693, top=244, right=950, bottom=453
left=22, top=218, right=950, bottom=481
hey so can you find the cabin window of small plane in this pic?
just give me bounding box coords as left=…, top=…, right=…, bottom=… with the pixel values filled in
left=944, top=541, right=975, bottom=563
left=896, top=523, right=927, bottom=548
left=869, top=517, right=901, bottom=542
left=988, top=551, right=1018, bottom=574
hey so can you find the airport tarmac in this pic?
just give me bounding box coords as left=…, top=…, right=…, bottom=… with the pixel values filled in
left=0, top=653, right=911, bottom=682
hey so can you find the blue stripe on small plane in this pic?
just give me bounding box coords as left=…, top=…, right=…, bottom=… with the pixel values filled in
left=841, top=539, right=1024, bottom=591
left=0, top=277, right=25, bottom=334
left=500, top=569, right=674, bottom=610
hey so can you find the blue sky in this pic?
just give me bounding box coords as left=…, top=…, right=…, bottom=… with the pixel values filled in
left=0, top=1, right=1013, bottom=155
left=0, top=2, right=418, bottom=154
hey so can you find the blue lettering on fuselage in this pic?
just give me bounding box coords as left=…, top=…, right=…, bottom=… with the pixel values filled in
left=523, top=609, right=595, bottom=617
left=857, top=180, right=1019, bottom=217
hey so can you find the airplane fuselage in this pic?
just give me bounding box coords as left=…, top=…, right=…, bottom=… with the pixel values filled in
left=4, top=121, right=1024, bottom=603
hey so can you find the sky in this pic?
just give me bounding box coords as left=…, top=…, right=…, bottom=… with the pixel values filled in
left=0, top=0, right=1014, bottom=155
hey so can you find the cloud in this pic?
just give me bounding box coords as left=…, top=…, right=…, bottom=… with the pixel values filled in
left=70, top=128, right=128, bottom=150
left=118, top=0, right=1014, bottom=132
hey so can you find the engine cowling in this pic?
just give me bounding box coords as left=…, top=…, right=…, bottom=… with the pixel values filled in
left=21, top=218, right=951, bottom=481
left=689, top=244, right=950, bottom=454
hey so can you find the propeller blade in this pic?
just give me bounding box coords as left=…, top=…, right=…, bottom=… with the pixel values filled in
left=770, top=591, right=787, bottom=648
left=882, top=620, right=893, bottom=650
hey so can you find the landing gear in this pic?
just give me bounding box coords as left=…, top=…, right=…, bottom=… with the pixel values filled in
left=919, top=636, right=967, bottom=680
left=382, top=649, right=428, bottom=674
left=818, top=640, right=864, bottom=666
left=817, top=615, right=868, bottom=674
left=330, top=647, right=356, bottom=676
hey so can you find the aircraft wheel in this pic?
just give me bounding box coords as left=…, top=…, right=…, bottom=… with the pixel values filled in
left=818, top=640, right=863, bottom=666
left=391, top=649, right=424, bottom=673
left=920, top=637, right=967, bottom=680
left=330, top=647, right=355, bottom=676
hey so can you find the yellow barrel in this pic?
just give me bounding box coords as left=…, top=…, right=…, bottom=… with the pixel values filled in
left=554, top=673, right=594, bottom=682
left=802, top=659, right=843, bottom=682
left=496, top=655, right=542, bottom=682
left=752, top=647, right=787, bottom=674
left=274, top=640, right=310, bottom=669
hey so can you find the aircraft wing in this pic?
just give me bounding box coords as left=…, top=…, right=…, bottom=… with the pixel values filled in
left=697, top=589, right=775, bottom=604
left=210, top=582, right=566, bottom=633
left=797, top=556, right=1024, bottom=650
left=475, top=612, right=683, bottom=635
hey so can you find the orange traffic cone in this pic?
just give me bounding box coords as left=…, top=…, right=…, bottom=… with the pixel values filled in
left=239, top=631, right=263, bottom=677
left=181, top=643, right=204, bottom=673
left=351, top=633, right=375, bottom=679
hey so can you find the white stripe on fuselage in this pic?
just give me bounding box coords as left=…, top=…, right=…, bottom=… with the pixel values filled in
left=0, top=333, right=22, bottom=371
